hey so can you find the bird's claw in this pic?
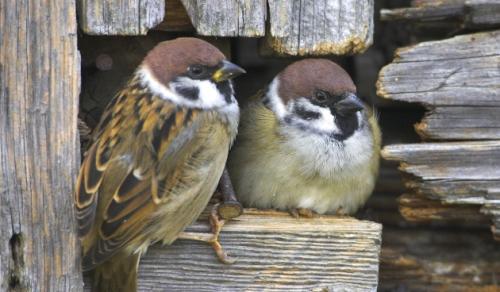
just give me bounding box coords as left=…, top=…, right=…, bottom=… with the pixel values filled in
left=289, top=208, right=318, bottom=218
left=209, top=203, right=236, bottom=264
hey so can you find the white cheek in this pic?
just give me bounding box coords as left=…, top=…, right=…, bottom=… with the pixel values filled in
left=266, top=78, right=287, bottom=119
left=307, top=104, right=340, bottom=134
left=171, top=77, right=229, bottom=108
left=288, top=98, right=341, bottom=135
left=137, top=66, right=233, bottom=109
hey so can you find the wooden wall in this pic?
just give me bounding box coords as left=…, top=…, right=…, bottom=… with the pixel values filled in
left=0, top=0, right=83, bottom=291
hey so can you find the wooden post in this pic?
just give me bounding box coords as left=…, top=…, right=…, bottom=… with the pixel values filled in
left=0, top=0, right=83, bottom=291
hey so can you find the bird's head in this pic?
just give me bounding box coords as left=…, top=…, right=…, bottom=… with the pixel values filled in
left=138, top=37, right=246, bottom=109
left=264, top=59, right=366, bottom=141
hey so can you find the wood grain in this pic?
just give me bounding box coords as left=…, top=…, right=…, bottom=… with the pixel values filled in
left=78, top=0, right=165, bottom=35
left=83, top=210, right=382, bottom=291
left=382, top=141, right=500, bottom=180
left=382, top=142, right=500, bottom=240
left=398, top=194, right=490, bottom=225
left=416, top=106, right=500, bottom=140
left=381, top=0, right=500, bottom=28
left=267, top=0, right=374, bottom=55
left=180, top=0, right=266, bottom=37
left=0, top=0, right=83, bottom=290
left=377, top=30, right=500, bottom=106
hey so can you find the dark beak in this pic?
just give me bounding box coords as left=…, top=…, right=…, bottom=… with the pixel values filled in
left=212, top=60, right=246, bottom=83
left=334, top=93, right=364, bottom=116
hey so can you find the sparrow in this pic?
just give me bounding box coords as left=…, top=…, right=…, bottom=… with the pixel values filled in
left=75, top=37, right=245, bottom=292
left=227, top=59, right=381, bottom=217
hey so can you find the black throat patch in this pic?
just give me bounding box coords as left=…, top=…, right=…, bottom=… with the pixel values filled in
left=332, top=111, right=359, bottom=141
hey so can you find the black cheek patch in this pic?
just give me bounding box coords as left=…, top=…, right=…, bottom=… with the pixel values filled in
left=175, top=86, right=199, bottom=101
left=216, top=81, right=233, bottom=103
left=294, top=106, right=321, bottom=121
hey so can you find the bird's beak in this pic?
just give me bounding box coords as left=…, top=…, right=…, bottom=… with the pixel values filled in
left=334, top=93, right=364, bottom=116
left=212, top=60, right=246, bottom=83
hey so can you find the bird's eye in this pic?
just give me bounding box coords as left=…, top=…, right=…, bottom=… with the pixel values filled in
left=188, top=65, right=206, bottom=77
left=314, top=90, right=328, bottom=103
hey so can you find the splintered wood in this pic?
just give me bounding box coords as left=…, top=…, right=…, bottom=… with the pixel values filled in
left=136, top=210, right=382, bottom=291
left=377, top=31, right=500, bottom=140
left=0, top=0, right=83, bottom=290
left=180, top=0, right=266, bottom=36
left=381, top=0, right=500, bottom=29
left=78, top=0, right=165, bottom=35
left=382, top=142, right=500, bottom=240
left=267, top=0, right=374, bottom=55
left=378, top=28, right=500, bottom=240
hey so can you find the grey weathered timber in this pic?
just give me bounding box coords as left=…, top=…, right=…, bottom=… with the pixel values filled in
left=377, top=30, right=500, bottom=106
left=0, top=0, right=83, bottom=290
left=180, top=0, right=266, bottom=36
left=398, top=194, right=490, bottom=224
left=382, top=141, right=500, bottom=181
left=78, top=0, right=165, bottom=35
left=382, top=142, right=500, bottom=240
left=381, top=0, right=500, bottom=28
left=133, top=210, right=381, bottom=291
left=267, top=0, right=374, bottom=55
left=416, top=106, right=500, bottom=140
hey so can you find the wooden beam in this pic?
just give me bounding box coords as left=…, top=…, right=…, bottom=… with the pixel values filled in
left=266, top=0, right=374, bottom=55
left=84, top=210, right=382, bottom=291
left=381, top=0, right=500, bottom=29
left=0, top=0, right=83, bottom=290
left=180, top=0, right=266, bottom=37
left=377, top=30, right=500, bottom=106
left=398, top=194, right=490, bottom=225
left=382, top=142, right=500, bottom=240
left=382, top=141, right=500, bottom=180
left=416, top=106, right=500, bottom=140
left=78, top=0, right=165, bottom=35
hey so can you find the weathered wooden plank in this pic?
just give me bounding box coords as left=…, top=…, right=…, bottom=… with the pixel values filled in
left=0, top=0, right=83, bottom=291
left=180, top=0, right=266, bottom=37
left=78, top=0, right=165, bottom=35
left=398, top=194, right=490, bottom=224
left=416, top=106, right=500, bottom=140
left=266, top=0, right=374, bottom=55
left=406, top=179, right=500, bottom=204
left=382, top=141, right=500, bottom=180
left=139, top=210, right=381, bottom=291
left=84, top=210, right=382, bottom=291
left=377, top=30, right=500, bottom=106
left=381, top=0, right=500, bottom=28
left=379, top=227, right=500, bottom=291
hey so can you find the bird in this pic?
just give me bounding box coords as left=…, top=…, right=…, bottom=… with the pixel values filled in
left=227, top=59, right=381, bottom=217
left=74, top=37, right=245, bottom=292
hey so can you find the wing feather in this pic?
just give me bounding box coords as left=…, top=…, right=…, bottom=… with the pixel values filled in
left=76, top=89, right=205, bottom=271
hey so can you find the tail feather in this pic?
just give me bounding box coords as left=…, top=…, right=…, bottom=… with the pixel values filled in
left=91, top=253, right=140, bottom=292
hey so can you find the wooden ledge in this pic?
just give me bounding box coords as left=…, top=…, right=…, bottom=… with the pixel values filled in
left=129, top=210, right=382, bottom=291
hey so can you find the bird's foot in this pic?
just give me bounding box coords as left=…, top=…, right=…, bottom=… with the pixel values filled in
left=289, top=208, right=318, bottom=218
left=177, top=203, right=236, bottom=264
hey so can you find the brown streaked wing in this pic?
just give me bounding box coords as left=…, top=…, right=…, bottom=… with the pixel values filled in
left=79, top=99, right=202, bottom=271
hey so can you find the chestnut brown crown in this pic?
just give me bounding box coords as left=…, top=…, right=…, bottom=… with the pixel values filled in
left=143, top=37, right=226, bottom=86
left=277, top=59, right=356, bottom=103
